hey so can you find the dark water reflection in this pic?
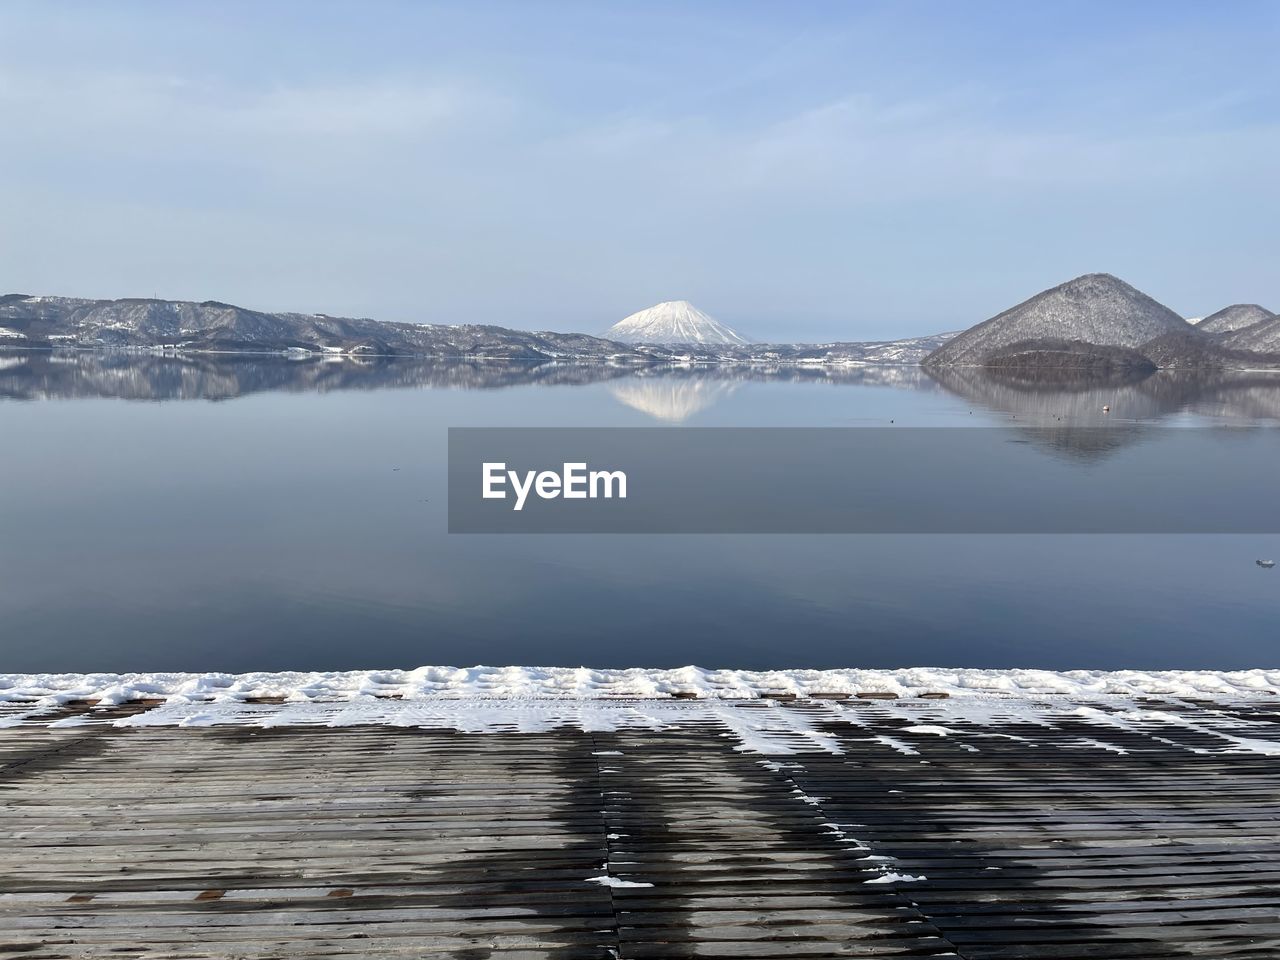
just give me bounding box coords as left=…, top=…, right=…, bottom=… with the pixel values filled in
left=0, top=350, right=1277, bottom=674
left=5, top=349, right=1280, bottom=425
left=927, top=363, right=1280, bottom=426
left=0, top=349, right=927, bottom=403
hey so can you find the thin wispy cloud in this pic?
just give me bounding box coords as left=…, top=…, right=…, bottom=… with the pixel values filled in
left=0, top=68, right=502, bottom=144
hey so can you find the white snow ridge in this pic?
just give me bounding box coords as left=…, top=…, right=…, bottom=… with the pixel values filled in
left=607, top=300, right=751, bottom=346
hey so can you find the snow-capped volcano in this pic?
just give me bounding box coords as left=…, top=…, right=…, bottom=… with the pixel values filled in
left=607, top=300, right=751, bottom=346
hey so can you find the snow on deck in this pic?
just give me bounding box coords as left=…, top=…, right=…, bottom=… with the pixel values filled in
left=2, top=665, right=1280, bottom=757
left=4, top=663, right=1278, bottom=705
left=1, top=688, right=1279, bottom=957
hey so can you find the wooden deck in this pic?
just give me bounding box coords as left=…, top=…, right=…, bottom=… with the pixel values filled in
left=1, top=699, right=1279, bottom=958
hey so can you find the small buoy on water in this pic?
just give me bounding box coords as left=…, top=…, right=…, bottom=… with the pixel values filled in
left=1102, top=405, right=1111, bottom=413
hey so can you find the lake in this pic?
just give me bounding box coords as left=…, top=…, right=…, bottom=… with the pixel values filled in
left=1, top=350, right=1277, bottom=674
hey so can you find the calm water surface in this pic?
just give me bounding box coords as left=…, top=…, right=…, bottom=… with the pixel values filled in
left=1, top=352, right=1277, bottom=673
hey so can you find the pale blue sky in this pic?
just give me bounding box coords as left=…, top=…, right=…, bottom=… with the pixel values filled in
left=1, top=1, right=1276, bottom=340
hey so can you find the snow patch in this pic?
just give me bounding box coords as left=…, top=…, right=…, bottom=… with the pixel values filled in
left=586, top=875, right=654, bottom=888
left=6, top=663, right=1274, bottom=705
left=6, top=665, right=1280, bottom=756
left=865, top=873, right=927, bottom=884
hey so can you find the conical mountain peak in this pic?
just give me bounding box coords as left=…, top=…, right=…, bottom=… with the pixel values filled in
left=607, top=300, right=751, bottom=346
left=925, top=273, right=1189, bottom=366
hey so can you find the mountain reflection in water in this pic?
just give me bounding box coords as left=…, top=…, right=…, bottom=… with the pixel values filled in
left=926, top=364, right=1280, bottom=424
left=924, top=364, right=1280, bottom=459
left=610, top=378, right=740, bottom=423
left=0, top=349, right=931, bottom=404
left=2, top=349, right=1280, bottom=434
left=2, top=348, right=1279, bottom=675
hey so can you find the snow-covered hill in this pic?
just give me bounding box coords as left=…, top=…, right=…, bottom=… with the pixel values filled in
left=924, top=274, right=1194, bottom=367
left=1199, top=304, right=1275, bottom=335
left=607, top=300, right=751, bottom=346
left=1222, top=315, right=1280, bottom=354
left=0, top=293, right=661, bottom=360
left=1, top=292, right=949, bottom=364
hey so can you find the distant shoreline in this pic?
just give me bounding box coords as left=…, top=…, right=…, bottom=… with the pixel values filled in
left=7, top=343, right=1280, bottom=373
left=0, top=342, right=937, bottom=366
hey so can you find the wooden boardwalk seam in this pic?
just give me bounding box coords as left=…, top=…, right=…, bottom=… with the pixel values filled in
left=0, top=699, right=1278, bottom=958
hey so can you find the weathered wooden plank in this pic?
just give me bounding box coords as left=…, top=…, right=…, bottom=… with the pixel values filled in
left=0, top=707, right=1278, bottom=958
